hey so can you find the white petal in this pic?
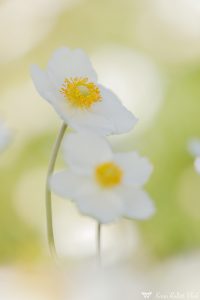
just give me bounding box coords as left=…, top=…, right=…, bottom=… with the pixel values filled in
left=63, top=132, right=113, bottom=175
left=30, top=65, right=53, bottom=103
left=92, top=85, right=138, bottom=134
left=47, top=48, right=97, bottom=88
left=67, top=109, right=115, bottom=136
left=36, top=88, right=121, bottom=135
left=45, top=87, right=76, bottom=123
left=31, top=63, right=73, bottom=123
left=75, top=188, right=123, bottom=223
left=49, top=170, right=93, bottom=199
left=194, top=157, right=200, bottom=174
left=0, top=122, right=11, bottom=151
left=37, top=84, right=117, bottom=135
left=113, top=152, right=153, bottom=187
left=119, top=187, right=155, bottom=220
left=188, top=138, right=200, bottom=157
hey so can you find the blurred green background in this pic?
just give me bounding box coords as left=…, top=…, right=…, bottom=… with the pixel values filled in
left=1, top=0, right=200, bottom=266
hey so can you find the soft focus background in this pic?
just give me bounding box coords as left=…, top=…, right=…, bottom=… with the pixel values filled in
left=1, top=0, right=200, bottom=299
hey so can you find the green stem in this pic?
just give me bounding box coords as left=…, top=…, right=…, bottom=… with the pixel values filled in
left=97, top=222, right=102, bottom=264
left=45, top=122, right=67, bottom=259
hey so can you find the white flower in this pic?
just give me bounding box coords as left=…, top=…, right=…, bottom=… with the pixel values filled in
left=50, top=132, right=155, bottom=224
left=188, top=138, right=200, bottom=157
left=0, top=121, right=11, bottom=152
left=31, top=47, right=137, bottom=136
left=188, top=138, right=200, bottom=174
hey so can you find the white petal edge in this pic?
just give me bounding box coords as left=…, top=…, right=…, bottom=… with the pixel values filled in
left=92, top=85, right=138, bottom=134
left=63, top=132, right=113, bottom=175
left=0, top=122, right=11, bottom=151
left=31, top=64, right=74, bottom=124
left=113, top=152, right=153, bottom=187
left=119, top=187, right=155, bottom=220
left=194, top=157, right=200, bottom=174
left=188, top=138, right=200, bottom=157
left=47, top=47, right=98, bottom=88
left=30, top=65, right=53, bottom=103
left=49, top=170, right=93, bottom=199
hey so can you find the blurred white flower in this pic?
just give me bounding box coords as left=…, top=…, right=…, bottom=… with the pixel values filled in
left=31, top=48, right=137, bottom=136
left=194, top=158, right=200, bottom=175
left=188, top=138, right=200, bottom=174
left=153, top=0, right=200, bottom=39
left=50, top=132, right=155, bottom=224
left=188, top=138, right=200, bottom=157
left=0, top=0, right=82, bottom=63
left=0, top=120, right=11, bottom=151
left=135, top=0, right=200, bottom=63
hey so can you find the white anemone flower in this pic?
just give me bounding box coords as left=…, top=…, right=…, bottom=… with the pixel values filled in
left=31, top=48, right=137, bottom=136
left=50, top=132, right=155, bottom=223
left=188, top=138, right=200, bottom=174
left=0, top=121, right=11, bottom=151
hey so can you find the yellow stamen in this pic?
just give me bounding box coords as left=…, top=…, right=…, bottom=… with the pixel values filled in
left=60, top=77, right=101, bottom=109
left=95, top=162, right=123, bottom=188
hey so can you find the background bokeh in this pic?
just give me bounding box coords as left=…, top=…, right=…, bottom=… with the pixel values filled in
left=1, top=0, right=200, bottom=298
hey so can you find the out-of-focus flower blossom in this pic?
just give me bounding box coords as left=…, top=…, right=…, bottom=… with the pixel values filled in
left=135, top=0, right=200, bottom=64
left=188, top=138, right=200, bottom=157
left=31, top=48, right=137, bottom=136
left=0, top=0, right=82, bottom=63
left=50, top=132, right=155, bottom=224
left=0, top=120, right=11, bottom=151
left=188, top=138, right=200, bottom=174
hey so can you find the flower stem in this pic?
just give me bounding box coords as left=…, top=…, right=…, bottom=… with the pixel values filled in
left=97, top=222, right=102, bottom=265
left=46, top=122, right=67, bottom=259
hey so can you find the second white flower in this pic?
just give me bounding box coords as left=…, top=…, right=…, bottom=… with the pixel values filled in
left=50, top=132, right=155, bottom=223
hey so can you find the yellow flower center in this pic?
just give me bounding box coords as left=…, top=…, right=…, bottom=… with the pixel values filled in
left=60, top=77, right=101, bottom=109
left=95, top=162, right=123, bottom=188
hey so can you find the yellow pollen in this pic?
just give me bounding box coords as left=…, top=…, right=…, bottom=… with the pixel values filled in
left=60, top=77, right=101, bottom=109
left=95, top=162, right=123, bottom=188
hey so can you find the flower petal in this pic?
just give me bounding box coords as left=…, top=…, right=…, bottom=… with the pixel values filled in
left=30, top=67, right=117, bottom=134
left=92, top=85, right=138, bottom=134
left=188, top=138, right=200, bottom=157
left=113, top=152, right=153, bottom=187
left=31, top=63, right=73, bottom=123
left=45, top=87, right=76, bottom=123
left=49, top=170, right=93, bottom=199
left=0, top=122, right=11, bottom=151
left=47, top=48, right=97, bottom=88
left=119, top=187, right=155, bottom=220
left=75, top=188, right=123, bottom=223
left=63, top=132, right=113, bottom=175
left=67, top=109, right=115, bottom=136
left=30, top=65, right=53, bottom=103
